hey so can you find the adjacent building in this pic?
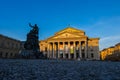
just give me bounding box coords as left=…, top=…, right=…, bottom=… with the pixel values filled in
left=100, top=46, right=114, bottom=60
left=0, top=34, right=21, bottom=58
left=39, top=27, right=100, bottom=60
left=114, top=43, right=120, bottom=54
left=100, top=43, right=120, bottom=60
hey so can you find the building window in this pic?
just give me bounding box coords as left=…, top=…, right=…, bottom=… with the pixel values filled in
left=16, top=44, right=18, bottom=48
left=1, top=42, right=4, bottom=47
left=10, top=43, right=13, bottom=48
left=7, top=42, right=10, bottom=46
left=6, top=53, right=8, bottom=58
left=0, top=52, right=2, bottom=57
left=11, top=43, right=14, bottom=48
left=10, top=53, right=13, bottom=57
left=91, top=53, right=94, bottom=58
left=12, top=43, right=14, bottom=48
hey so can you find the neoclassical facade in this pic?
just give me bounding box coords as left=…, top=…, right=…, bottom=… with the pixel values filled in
left=0, top=34, right=21, bottom=58
left=39, top=27, right=100, bottom=60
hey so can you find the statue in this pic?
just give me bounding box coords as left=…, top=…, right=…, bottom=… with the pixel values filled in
left=18, top=23, right=46, bottom=59
left=24, top=23, right=39, bottom=50
left=20, top=23, right=44, bottom=59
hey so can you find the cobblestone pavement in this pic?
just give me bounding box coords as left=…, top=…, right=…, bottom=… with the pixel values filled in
left=0, top=59, right=120, bottom=80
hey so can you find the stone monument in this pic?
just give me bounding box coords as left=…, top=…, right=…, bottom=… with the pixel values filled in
left=20, top=23, right=44, bottom=59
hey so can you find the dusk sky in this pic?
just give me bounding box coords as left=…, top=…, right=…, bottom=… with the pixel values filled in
left=0, top=0, right=120, bottom=50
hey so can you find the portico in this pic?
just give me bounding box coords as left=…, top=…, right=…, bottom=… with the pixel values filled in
left=47, top=41, right=87, bottom=59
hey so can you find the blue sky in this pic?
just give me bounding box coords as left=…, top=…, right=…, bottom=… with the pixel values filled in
left=0, top=0, right=120, bottom=50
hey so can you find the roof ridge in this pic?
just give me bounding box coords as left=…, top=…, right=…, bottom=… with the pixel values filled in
left=55, top=27, right=84, bottom=35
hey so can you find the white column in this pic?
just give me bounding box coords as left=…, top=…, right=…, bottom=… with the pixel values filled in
left=47, top=43, right=50, bottom=58
left=79, top=41, right=81, bottom=59
left=68, top=42, right=71, bottom=59
left=49, top=43, right=51, bottom=58
left=54, top=43, right=56, bottom=59
left=85, top=41, right=88, bottom=59
left=74, top=41, right=76, bottom=59
left=58, top=42, right=60, bottom=59
left=63, top=42, right=65, bottom=59
left=53, top=42, right=54, bottom=59
left=50, top=43, right=52, bottom=58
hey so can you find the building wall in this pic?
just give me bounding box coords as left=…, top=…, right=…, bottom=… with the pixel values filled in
left=39, top=27, right=100, bottom=60
left=114, top=43, right=120, bottom=54
left=100, top=49, right=107, bottom=60
left=0, top=34, right=21, bottom=58
left=88, top=38, right=100, bottom=60
left=39, top=40, right=48, bottom=56
left=100, top=45, right=120, bottom=60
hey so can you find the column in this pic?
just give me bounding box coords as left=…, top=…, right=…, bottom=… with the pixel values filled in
left=50, top=43, right=52, bottom=58
left=58, top=42, right=60, bottom=59
left=63, top=42, right=65, bottom=59
left=68, top=42, right=71, bottom=59
left=74, top=41, right=76, bottom=59
left=85, top=41, right=88, bottom=59
left=49, top=43, right=51, bottom=58
left=53, top=42, right=55, bottom=59
left=79, top=41, right=81, bottom=59
left=47, top=43, right=50, bottom=58
left=54, top=43, right=57, bottom=59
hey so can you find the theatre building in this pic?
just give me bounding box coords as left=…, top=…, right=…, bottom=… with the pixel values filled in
left=40, top=27, right=100, bottom=60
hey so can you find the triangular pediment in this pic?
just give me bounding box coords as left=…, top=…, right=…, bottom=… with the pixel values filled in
left=48, top=32, right=86, bottom=39
left=55, top=27, right=84, bottom=35
left=47, top=27, right=87, bottom=40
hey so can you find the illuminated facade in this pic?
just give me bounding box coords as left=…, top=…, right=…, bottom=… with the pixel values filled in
left=100, top=47, right=114, bottom=60
left=100, top=43, right=120, bottom=60
left=40, top=27, right=100, bottom=60
left=0, top=34, right=21, bottom=58
left=114, top=43, right=120, bottom=54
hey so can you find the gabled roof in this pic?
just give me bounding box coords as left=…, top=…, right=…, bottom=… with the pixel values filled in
left=55, top=27, right=85, bottom=35
left=46, top=32, right=87, bottom=40
left=45, top=27, right=87, bottom=40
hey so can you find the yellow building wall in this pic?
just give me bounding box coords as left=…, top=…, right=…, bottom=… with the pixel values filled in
left=100, top=47, right=114, bottom=60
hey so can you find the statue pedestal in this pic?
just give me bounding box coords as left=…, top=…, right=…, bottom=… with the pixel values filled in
left=19, top=50, right=36, bottom=59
